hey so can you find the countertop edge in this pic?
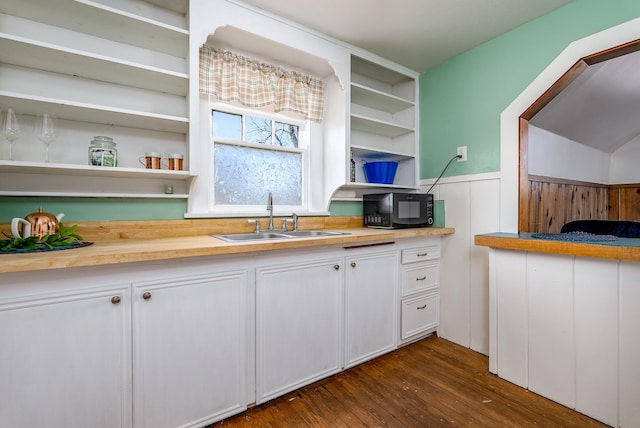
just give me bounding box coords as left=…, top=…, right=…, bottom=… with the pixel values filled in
left=475, top=233, right=640, bottom=262
left=1, top=227, right=455, bottom=274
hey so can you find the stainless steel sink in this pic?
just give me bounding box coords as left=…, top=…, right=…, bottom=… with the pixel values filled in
left=213, top=230, right=349, bottom=242
left=281, top=230, right=349, bottom=238
left=214, top=232, right=291, bottom=242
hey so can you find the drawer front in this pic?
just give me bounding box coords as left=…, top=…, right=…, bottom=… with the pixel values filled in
left=401, top=246, right=440, bottom=264
left=401, top=262, right=439, bottom=296
left=401, top=293, right=439, bottom=340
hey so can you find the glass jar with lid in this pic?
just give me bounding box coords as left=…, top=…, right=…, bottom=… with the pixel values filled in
left=88, top=136, right=117, bottom=167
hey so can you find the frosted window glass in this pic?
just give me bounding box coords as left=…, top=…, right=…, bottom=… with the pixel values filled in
left=214, top=143, right=302, bottom=205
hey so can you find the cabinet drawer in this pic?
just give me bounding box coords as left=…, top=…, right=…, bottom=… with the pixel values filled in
left=401, top=293, right=439, bottom=340
left=401, top=246, right=440, bottom=264
left=401, top=261, right=439, bottom=296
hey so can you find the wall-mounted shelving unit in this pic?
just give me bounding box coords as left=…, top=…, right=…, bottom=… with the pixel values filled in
left=0, top=0, right=191, bottom=198
left=345, top=55, right=418, bottom=197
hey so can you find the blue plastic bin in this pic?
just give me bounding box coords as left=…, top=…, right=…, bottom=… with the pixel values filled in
left=363, top=161, right=398, bottom=184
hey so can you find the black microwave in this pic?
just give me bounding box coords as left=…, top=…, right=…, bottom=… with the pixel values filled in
left=363, top=192, right=434, bottom=229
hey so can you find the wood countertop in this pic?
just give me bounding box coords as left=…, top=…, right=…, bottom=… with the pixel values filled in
left=475, top=232, right=640, bottom=262
left=1, top=226, right=454, bottom=274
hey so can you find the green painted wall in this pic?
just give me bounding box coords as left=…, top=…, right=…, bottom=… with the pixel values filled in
left=0, top=197, right=363, bottom=223
left=0, top=197, right=187, bottom=223
left=420, top=0, right=640, bottom=179
left=328, top=200, right=362, bottom=216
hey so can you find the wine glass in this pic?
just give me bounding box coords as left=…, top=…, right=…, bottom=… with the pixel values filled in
left=35, top=113, right=57, bottom=163
left=2, top=108, right=21, bottom=161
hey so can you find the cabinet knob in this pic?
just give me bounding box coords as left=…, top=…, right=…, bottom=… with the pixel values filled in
left=142, top=292, right=152, bottom=300
left=417, top=304, right=427, bottom=310
left=416, top=276, right=427, bottom=281
left=350, top=262, right=356, bottom=268
left=334, top=264, right=340, bottom=270
left=111, top=296, right=121, bottom=305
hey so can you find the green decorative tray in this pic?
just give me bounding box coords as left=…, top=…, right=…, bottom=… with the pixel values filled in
left=0, top=241, right=93, bottom=254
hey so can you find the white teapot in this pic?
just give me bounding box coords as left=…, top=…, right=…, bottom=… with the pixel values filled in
left=11, top=207, right=65, bottom=240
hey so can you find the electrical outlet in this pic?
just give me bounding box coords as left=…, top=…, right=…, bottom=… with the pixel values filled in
left=457, top=146, right=467, bottom=162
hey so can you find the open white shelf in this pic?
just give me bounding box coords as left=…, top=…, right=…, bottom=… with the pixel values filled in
left=0, top=160, right=192, bottom=179
left=0, top=35, right=188, bottom=96
left=351, top=83, right=414, bottom=114
left=350, top=145, right=414, bottom=160
left=351, top=114, right=414, bottom=139
left=2, top=0, right=189, bottom=58
left=0, top=191, right=189, bottom=199
left=0, top=92, right=189, bottom=134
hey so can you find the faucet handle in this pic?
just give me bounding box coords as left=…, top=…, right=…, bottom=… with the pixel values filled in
left=281, top=219, right=288, bottom=231
left=291, top=213, right=298, bottom=231
left=247, top=219, right=261, bottom=233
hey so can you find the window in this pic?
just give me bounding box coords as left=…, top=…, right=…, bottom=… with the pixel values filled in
left=211, top=108, right=307, bottom=213
left=191, top=40, right=336, bottom=218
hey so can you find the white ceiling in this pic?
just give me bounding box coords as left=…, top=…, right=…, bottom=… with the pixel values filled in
left=531, top=50, right=640, bottom=153
left=240, top=0, right=574, bottom=72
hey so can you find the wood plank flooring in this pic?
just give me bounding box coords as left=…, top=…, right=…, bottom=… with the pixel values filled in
left=208, top=336, right=608, bottom=427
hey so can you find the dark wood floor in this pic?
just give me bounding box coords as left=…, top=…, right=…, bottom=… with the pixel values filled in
left=209, top=336, right=608, bottom=427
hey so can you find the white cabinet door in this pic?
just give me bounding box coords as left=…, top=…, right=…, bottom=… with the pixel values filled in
left=0, top=284, right=132, bottom=428
left=574, top=257, right=618, bottom=427
left=527, top=253, right=575, bottom=409
left=256, top=257, right=343, bottom=403
left=493, top=249, right=528, bottom=385
left=133, top=270, right=247, bottom=428
left=345, top=249, right=398, bottom=368
left=620, top=261, right=640, bottom=428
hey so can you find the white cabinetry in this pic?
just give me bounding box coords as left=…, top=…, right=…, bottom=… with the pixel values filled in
left=0, top=257, right=249, bottom=428
left=133, top=270, right=248, bottom=428
left=0, top=282, right=132, bottom=428
left=255, top=253, right=343, bottom=404
left=399, top=244, right=441, bottom=343
left=344, top=246, right=398, bottom=368
left=619, top=261, right=640, bottom=427
left=489, top=249, right=639, bottom=428
left=345, top=55, right=418, bottom=193
left=0, top=0, right=191, bottom=198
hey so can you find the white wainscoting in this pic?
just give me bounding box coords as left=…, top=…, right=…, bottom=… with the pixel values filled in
left=488, top=250, right=640, bottom=427
left=421, top=172, right=500, bottom=355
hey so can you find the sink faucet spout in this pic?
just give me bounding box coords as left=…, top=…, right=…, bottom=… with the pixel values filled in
left=267, top=192, right=274, bottom=230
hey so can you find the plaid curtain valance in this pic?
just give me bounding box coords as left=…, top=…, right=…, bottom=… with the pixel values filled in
left=199, top=46, right=324, bottom=122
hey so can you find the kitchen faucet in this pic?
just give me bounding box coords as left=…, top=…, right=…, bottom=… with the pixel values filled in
left=266, top=192, right=274, bottom=230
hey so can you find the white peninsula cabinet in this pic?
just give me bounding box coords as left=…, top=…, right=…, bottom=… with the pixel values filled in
left=490, top=250, right=640, bottom=428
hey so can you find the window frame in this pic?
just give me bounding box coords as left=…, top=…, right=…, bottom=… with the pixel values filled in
left=207, top=102, right=311, bottom=215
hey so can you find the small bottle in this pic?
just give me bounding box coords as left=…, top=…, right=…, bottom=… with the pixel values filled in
left=350, top=149, right=356, bottom=182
